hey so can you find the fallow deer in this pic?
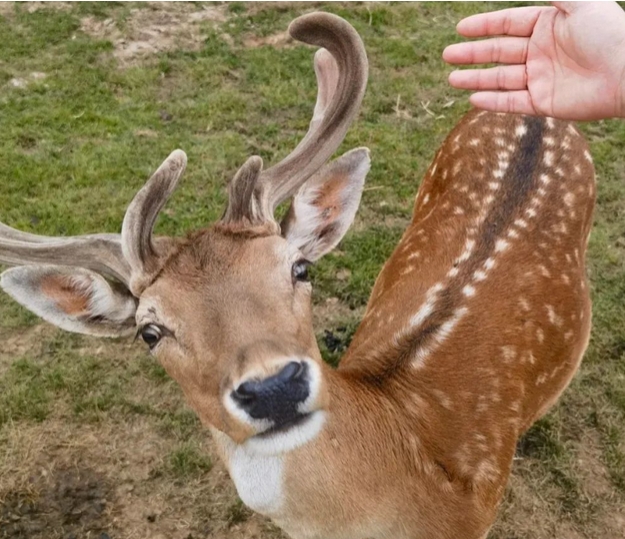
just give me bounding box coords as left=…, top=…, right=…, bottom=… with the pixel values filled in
left=0, top=12, right=595, bottom=539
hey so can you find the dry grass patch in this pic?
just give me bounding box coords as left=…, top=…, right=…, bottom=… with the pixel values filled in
left=0, top=384, right=284, bottom=539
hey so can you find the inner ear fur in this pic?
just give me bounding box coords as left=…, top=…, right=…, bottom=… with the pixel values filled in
left=0, top=265, right=137, bottom=337
left=281, top=147, right=370, bottom=261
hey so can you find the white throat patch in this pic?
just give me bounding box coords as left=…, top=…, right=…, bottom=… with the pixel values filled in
left=212, top=429, right=285, bottom=517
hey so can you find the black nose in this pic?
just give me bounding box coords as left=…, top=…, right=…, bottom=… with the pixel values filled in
left=231, top=362, right=310, bottom=427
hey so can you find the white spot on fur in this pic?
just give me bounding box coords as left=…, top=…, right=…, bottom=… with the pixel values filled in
left=463, top=284, right=475, bottom=297
left=501, top=345, right=517, bottom=362
left=539, top=174, right=551, bottom=185
left=455, top=238, right=476, bottom=264
left=412, top=307, right=468, bottom=368
left=495, top=239, right=509, bottom=252
left=515, top=124, right=527, bottom=137
left=432, top=389, right=453, bottom=410
left=536, top=328, right=545, bottom=343
left=546, top=305, right=563, bottom=326
left=514, top=218, right=528, bottom=229
left=473, top=270, right=487, bottom=281
left=436, top=307, right=468, bottom=344
left=408, top=283, right=443, bottom=329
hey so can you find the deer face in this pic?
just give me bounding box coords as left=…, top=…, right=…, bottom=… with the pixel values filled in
left=135, top=229, right=323, bottom=448
left=133, top=161, right=368, bottom=450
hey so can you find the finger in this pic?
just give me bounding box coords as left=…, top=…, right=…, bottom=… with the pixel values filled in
left=443, top=37, right=529, bottom=65
left=551, top=2, right=583, bottom=14
left=469, top=91, right=537, bottom=116
left=448, top=66, right=528, bottom=92
left=457, top=6, right=551, bottom=37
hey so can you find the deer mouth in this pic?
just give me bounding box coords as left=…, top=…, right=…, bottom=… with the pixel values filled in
left=244, top=410, right=327, bottom=454
left=257, top=411, right=314, bottom=438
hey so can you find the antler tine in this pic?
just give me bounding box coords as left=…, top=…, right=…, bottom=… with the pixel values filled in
left=292, top=48, right=340, bottom=155
left=121, top=149, right=187, bottom=292
left=0, top=231, right=131, bottom=284
left=1, top=149, right=187, bottom=291
left=262, top=12, right=368, bottom=211
left=222, top=13, right=368, bottom=227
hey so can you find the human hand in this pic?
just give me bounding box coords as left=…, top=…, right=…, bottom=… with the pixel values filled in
left=442, top=2, right=625, bottom=121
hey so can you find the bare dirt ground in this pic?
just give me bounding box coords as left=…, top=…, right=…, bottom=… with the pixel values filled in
left=0, top=324, right=284, bottom=539
left=80, top=3, right=228, bottom=66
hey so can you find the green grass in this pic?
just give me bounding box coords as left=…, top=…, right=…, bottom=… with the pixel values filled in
left=166, top=442, right=213, bottom=479
left=0, top=2, right=624, bottom=538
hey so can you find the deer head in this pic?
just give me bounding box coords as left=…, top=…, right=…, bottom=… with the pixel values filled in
left=0, top=12, right=369, bottom=453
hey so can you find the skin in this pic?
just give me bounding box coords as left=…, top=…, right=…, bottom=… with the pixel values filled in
left=442, top=1, right=625, bottom=120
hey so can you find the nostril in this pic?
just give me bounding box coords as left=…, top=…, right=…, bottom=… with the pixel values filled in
left=230, top=361, right=310, bottom=422
left=232, top=381, right=257, bottom=403
left=277, top=361, right=305, bottom=382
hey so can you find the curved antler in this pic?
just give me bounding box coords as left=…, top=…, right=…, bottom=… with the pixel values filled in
left=1, top=13, right=366, bottom=294
left=121, top=149, right=186, bottom=286
left=0, top=228, right=130, bottom=284
left=0, top=150, right=187, bottom=292
left=222, top=12, right=368, bottom=226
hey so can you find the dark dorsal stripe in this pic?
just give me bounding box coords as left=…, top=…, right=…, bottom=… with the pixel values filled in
left=366, top=116, right=546, bottom=384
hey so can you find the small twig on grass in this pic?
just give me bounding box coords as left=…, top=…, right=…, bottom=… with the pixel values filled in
left=420, top=100, right=435, bottom=117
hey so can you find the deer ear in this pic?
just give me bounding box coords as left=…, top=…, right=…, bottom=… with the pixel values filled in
left=0, top=265, right=137, bottom=337
left=281, top=148, right=370, bottom=261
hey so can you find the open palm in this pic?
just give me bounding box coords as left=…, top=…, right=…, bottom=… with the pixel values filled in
left=443, top=2, right=625, bottom=120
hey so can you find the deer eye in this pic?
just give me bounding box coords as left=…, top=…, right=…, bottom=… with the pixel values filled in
left=292, top=259, right=312, bottom=283
left=139, top=324, right=163, bottom=349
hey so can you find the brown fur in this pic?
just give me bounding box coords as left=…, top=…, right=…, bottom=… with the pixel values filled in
left=134, top=110, right=595, bottom=539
